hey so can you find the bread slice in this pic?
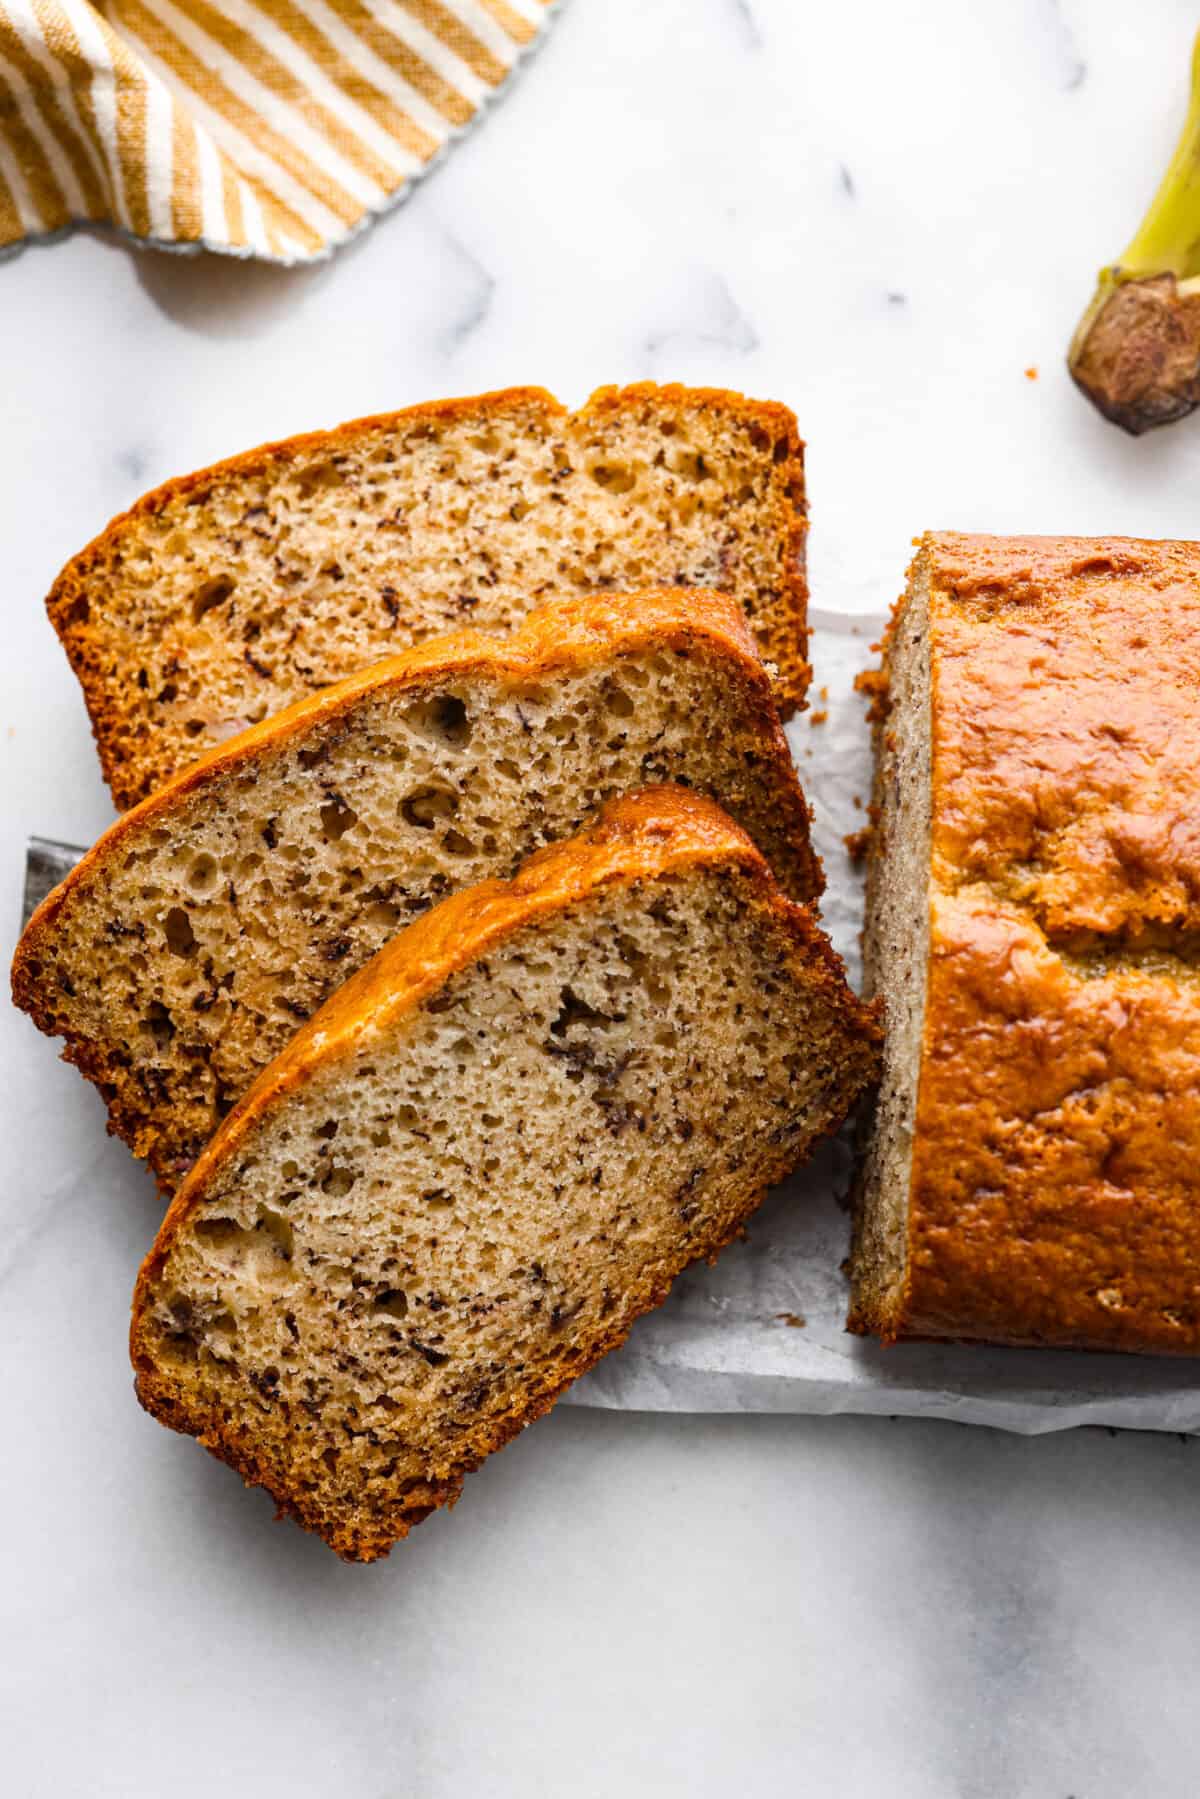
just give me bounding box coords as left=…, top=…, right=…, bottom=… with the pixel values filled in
left=14, top=589, right=819, bottom=1194
left=131, top=788, right=880, bottom=1561
left=48, top=384, right=809, bottom=810
left=850, top=532, right=1200, bottom=1353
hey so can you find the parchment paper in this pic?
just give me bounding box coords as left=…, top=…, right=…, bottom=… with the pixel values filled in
left=26, top=616, right=1200, bottom=1435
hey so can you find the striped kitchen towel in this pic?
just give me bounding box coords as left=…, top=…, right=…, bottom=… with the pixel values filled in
left=0, top=0, right=559, bottom=263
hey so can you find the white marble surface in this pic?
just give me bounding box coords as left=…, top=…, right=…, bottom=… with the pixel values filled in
left=5, top=0, right=1200, bottom=1792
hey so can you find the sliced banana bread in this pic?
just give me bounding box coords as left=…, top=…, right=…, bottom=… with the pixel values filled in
left=49, top=383, right=809, bottom=809
left=131, top=788, right=881, bottom=1561
left=850, top=532, right=1200, bottom=1353
left=14, top=589, right=818, bottom=1193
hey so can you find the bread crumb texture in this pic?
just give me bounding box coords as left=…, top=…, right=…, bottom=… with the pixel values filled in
left=131, top=789, right=880, bottom=1560
left=855, top=533, right=1200, bottom=1354
left=13, top=591, right=818, bottom=1192
left=48, top=385, right=809, bottom=809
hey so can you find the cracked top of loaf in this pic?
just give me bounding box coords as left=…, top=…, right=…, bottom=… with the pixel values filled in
left=868, top=531, right=1200, bottom=1354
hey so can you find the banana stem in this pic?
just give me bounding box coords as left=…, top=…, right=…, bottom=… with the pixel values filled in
left=1069, top=30, right=1200, bottom=434
left=1115, top=32, right=1200, bottom=281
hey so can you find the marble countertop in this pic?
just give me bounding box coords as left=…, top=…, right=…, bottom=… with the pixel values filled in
left=4, top=1, right=1200, bottom=1793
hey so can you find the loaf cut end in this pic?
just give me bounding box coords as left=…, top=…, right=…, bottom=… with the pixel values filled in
left=132, top=791, right=879, bottom=1559
left=847, top=552, right=933, bottom=1340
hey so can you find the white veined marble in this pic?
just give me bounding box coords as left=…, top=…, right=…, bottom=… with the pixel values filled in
left=3, top=2, right=1200, bottom=1794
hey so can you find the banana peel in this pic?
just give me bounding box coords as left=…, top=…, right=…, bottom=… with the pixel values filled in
left=1069, top=32, right=1200, bottom=435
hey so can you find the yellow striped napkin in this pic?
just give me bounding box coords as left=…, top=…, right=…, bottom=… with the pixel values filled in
left=0, top=0, right=558, bottom=263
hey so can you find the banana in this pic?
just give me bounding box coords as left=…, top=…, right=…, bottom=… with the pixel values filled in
left=1069, top=31, right=1200, bottom=434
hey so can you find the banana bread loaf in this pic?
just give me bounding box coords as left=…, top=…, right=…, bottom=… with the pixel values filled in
left=48, top=384, right=809, bottom=809
left=132, top=788, right=880, bottom=1560
left=851, top=531, right=1200, bottom=1353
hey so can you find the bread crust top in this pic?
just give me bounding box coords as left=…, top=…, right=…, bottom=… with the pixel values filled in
left=132, top=785, right=868, bottom=1323
left=45, top=384, right=810, bottom=808
left=901, top=531, right=1200, bottom=1352
left=927, top=531, right=1200, bottom=938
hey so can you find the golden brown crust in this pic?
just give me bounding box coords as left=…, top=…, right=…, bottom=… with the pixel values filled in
left=926, top=532, right=1200, bottom=941
left=47, top=384, right=810, bottom=809
left=132, top=788, right=880, bottom=1556
left=862, top=531, right=1200, bottom=1353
